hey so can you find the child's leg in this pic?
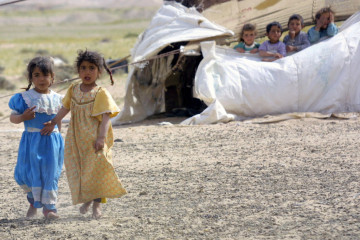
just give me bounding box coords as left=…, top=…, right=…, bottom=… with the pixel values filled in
left=26, top=192, right=37, bottom=218
left=92, top=198, right=102, bottom=219
left=43, top=204, right=59, bottom=220
left=79, top=201, right=92, bottom=214
left=26, top=205, right=37, bottom=218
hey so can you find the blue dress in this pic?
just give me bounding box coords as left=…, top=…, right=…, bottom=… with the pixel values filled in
left=9, top=89, right=64, bottom=211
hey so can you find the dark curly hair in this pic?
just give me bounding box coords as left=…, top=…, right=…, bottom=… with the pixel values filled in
left=75, top=49, right=114, bottom=85
left=25, top=56, right=55, bottom=91
left=266, top=21, right=283, bottom=34
left=288, top=14, right=304, bottom=26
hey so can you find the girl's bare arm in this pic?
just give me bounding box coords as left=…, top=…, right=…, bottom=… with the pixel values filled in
left=10, top=106, right=36, bottom=124
left=40, top=107, right=70, bottom=135
left=259, top=50, right=276, bottom=57
left=94, top=113, right=111, bottom=151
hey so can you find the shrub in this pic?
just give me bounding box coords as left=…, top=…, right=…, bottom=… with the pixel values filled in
left=0, top=76, right=16, bottom=90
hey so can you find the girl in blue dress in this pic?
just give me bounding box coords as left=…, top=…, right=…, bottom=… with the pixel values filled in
left=9, top=56, right=64, bottom=219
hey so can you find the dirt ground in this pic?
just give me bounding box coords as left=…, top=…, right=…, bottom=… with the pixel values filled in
left=0, top=111, right=360, bottom=239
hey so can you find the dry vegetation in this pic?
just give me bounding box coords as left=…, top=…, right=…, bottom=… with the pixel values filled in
left=0, top=1, right=161, bottom=109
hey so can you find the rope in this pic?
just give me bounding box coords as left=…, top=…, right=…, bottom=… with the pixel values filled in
left=312, top=0, right=317, bottom=22
left=108, top=55, right=131, bottom=68
left=0, top=0, right=26, bottom=7
left=0, top=48, right=182, bottom=99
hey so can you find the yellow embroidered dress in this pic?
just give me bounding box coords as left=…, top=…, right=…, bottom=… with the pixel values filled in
left=63, top=83, right=126, bottom=205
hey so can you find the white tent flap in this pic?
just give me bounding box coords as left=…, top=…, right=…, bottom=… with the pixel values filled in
left=182, top=12, right=360, bottom=124
left=113, top=2, right=234, bottom=125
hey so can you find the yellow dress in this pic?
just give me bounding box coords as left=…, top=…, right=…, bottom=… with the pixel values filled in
left=62, top=83, right=127, bottom=205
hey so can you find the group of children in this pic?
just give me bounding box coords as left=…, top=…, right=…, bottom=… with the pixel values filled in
left=8, top=6, right=340, bottom=221
left=233, top=7, right=338, bottom=61
left=9, top=50, right=127, bottom=220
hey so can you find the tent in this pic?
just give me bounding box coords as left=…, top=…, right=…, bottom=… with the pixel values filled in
left=113, top=2, right=234, bottom=124
left=112, top=1, right=360, bottom=125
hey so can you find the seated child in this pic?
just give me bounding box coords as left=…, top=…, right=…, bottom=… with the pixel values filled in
left=259, top=21, right=286, bottom=62
left=308, top=7, right=338, bottom=44
left=233, top=23, right=260, bottom=54
left=283, top=14, right=310, bottom=53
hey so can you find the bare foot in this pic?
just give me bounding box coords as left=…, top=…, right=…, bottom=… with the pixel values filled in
left=26, top=205, right=37, bottom=218
left=92, top=202, right=102, bottom=219
left=79, top=201, right=92, bottom=214
left=46, top=211, right=59, bottom=220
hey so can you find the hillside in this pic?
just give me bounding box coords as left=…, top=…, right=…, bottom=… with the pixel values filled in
left=0, top=0, right=163, bottom=78
left=0, top=0, right=163, bottom=26
left=2, top=0, right=163, bottom=9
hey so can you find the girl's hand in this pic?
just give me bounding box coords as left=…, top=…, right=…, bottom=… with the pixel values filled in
left=250, top=48, right=258, bottom=54
left=22, top=106, right=36, bottom=121
left=40, top=121, right=55, bottom=135
left=236, top=48, right=245, bottom=53
left=274, top=53, right=283, bottom=59
left=286, top=45, right=296, bottom=52
left=94, top=137, right=105, bottom=152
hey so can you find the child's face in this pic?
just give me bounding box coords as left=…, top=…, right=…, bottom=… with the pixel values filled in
left=267, top=25, right=282, bottom=43
left=78, top=61, right=100, bottom=87
left=288, top=19, right=302, bottom=34
left=242, top=30, right=256, bottom=46
left=31, top=67, right=53, bottom=94
left=319, top=12, right=331, bottom=29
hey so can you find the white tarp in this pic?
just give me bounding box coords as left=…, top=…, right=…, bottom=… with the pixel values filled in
left=113, top=2, right=233, bottom=125
left=181, top=11, right=360, bottom=125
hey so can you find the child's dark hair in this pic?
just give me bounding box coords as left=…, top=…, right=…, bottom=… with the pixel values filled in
left=288, top=14, right=304, bottom=26
left=25, top=56, right=55, bottom=91
left=315, top=7, right=335, bottom=24
left=239, top=23, right=257, bottom=42
left=75, top=49, right=114, bottom=85
left=266, top=21, right=283, bottom=34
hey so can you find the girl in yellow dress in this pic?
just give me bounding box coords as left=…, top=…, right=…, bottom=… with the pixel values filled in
left=41, top=50, right=127, bottom=219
